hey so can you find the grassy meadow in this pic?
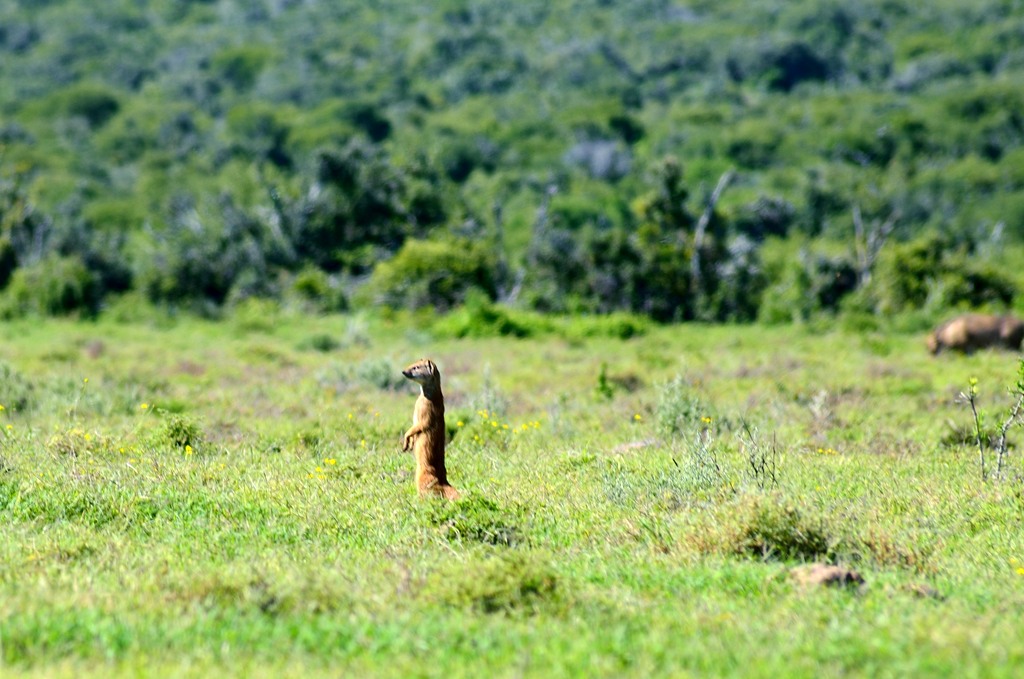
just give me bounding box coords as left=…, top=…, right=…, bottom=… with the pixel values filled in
left=2, top=312, right=1024, bottom=677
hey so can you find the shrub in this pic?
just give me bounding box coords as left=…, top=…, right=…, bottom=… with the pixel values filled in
left=230, top=297, right=281, bottom=334
left=159, top=413, right=204, bottom=452
left=57, top=83, right=121, bottom=127
left=287, top=139, right=437, bottom=273
left=354, top=358, right=406, bottom=392
left=870, top=235, right=1016, bottom=314
left=425, top=495, right=524, bottom=547
left=362, top=237, right=500, bottom=311
left=707, top=235, right=767, bottom=322
left=561, top=312, right=650, bottom=340
left=210, top=45, right=275, bottom=90
left=0, top=361, right=34, bottom=413
left=431, top=293, right=543, bottom=339
left=315, top=358, right=406, bottom=393
left=0, top=255, right=100, bottom=318
left=287, top=267, right=347, bottom=313
left=727, top=40, right=831, bottom=92
left=137, top=193, right=282, bottom=311
left=725, top=121, right=783, bottom=169
left=424, top=553, right=559, bottom=615
left=343, top=102, right=392, bottom=142
left=734, top=196, right=796, bottom=241
left=731, top=498, right=838, bottom=562
left=0, top=236, right=15, bottom=288
left=439, top=135, right=499, bottom=182
left=47, top=428, right=109, bottom=457
left=225, top=102, right=291, bottom=167
left=656, top=375, right=714, bottom=439
left=563, top=140, right=632, bottom=181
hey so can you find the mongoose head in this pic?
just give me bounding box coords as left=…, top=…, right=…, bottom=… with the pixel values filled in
left=925, top=332, right=940, bottom=354
left=402, top=358, right=440, bottom=387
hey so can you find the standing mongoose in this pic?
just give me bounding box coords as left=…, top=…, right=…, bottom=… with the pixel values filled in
left=401, top=358, right=459, bottom=499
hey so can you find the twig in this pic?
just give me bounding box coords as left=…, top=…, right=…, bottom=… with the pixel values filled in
left=852, top=204, right=899, bottom=287
left=995, top=394, right=1023, bottom=479
left=691, top=169, right=734, bottom=288
left=962, top=380, right=986, bottom=481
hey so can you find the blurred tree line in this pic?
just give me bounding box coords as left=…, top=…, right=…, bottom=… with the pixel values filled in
left=1, top=0, right=1023, bottom=325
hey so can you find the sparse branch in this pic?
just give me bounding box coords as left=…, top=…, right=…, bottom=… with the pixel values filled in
left=960, top=378, right=986, bottom=481
left=740, top=420, right=779, bottom=490
left=995, top=359, right=1024, bottom=478
left=598, top=41, right=641, bottom=83
left=995, top=394, right=1023, bottom=479
left=691, top=169, right=735, bottom=288
left=852, top=204, right=899, bottom=287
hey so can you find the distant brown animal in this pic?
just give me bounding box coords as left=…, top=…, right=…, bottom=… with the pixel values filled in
left=401, top=358, right=459, bottom=499
left=926, top=314, right=1024, bottom=354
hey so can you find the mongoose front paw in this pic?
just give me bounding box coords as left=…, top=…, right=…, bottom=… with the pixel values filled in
left=402, top=434, right=414, bottom=451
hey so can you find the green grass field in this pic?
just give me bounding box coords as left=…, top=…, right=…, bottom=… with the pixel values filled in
left=2, top=313, right=1024, bottom=677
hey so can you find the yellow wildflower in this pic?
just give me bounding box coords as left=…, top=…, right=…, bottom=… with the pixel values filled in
left=634, top=414, right=642, bottom=421
left=140, top=403, right=149, bottom=410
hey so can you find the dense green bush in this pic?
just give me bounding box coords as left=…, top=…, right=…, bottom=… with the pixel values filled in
left=361, top=237, right=502, bottom=311
left=0, top=0, right=1021, bottom=323
left=869, top=235, right=1015, bottom=314
left=431, top=293, right=541, bottom=339
left=55, top=83, right=121, bottom=128
left=0, top=254, right=99, bottom=318
left=210, top=45, right=275, bottom=91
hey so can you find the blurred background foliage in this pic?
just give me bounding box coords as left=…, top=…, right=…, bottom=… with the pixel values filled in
left=1, top=0, right=1023, bottom=324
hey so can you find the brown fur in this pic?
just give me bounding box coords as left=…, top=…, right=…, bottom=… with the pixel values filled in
left=401, top=358, right=459, bottom=500
left=927, top=313, right=1024, bottom=355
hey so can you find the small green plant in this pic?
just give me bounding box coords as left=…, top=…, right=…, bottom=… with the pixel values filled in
left=424, top=553, right=559, bottom=615
left=160, top=413, right=205, bottom=452
left=230, top=297, right=281, bottom=334
left=959, top=360, right=1024, bottom=482
left=732, top=497, right=838, bottom=563
left=297, top=333, right=340, bottom=353
left=317, top=358, right=405, bottom=393
left=595, top=362, right=614, bottom=400
left=672, top=427, right=723, bottom=493
left=0, top=361, right=34, bottom=413
left=355, top=358, right=405, bottom=392
left=0, top=255, right=100, bottom=319
left=740, top=423, right=780, bottom=490
left=470, top=364, right=511, bottom=416
left=425, top=495, right=524, bottom=547
left=656, top=375, right=712, bottom=439
left=47, top=428, right=108, bottom=457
